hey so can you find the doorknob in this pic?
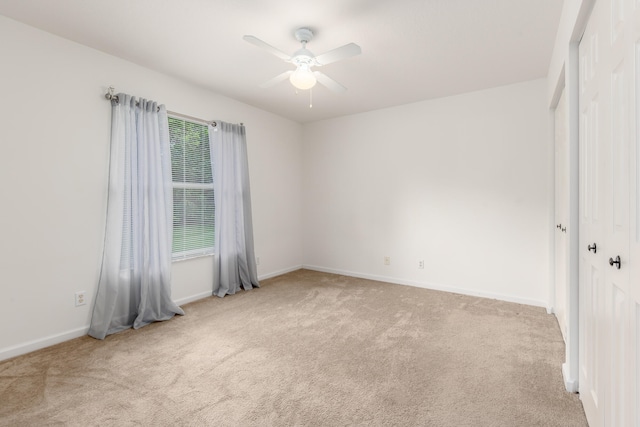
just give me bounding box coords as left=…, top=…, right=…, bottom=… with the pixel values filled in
left=561, top=227, right=567, bottom=233
left=609, top=256, right=621, bottom=269
left=587, top=243, right=597, bottom=253
left=556, top=224, right=562, bottom=229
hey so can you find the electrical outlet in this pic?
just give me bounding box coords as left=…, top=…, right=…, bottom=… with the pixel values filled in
left=75, top=291, right=86, bottom=307
left=384, top=256, right=391, bottom=265
left=418, top=260, right=424, bottom=269
left=256, top=256, right=260, bottom=266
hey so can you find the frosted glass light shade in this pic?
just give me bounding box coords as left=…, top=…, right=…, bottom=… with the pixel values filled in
left=289, top=64, right=317, bottom=90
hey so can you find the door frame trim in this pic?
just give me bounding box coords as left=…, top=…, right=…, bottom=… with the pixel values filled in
left=549, top=0, right=595, bottom=393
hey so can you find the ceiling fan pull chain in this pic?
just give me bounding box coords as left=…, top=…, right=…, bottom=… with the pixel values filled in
left=309, top=88, right=313, bottom=108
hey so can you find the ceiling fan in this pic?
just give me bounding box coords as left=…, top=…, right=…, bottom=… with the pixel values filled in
left=243, top=28, right=361, bottom=93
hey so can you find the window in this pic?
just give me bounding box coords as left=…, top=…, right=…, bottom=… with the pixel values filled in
left=169, top=116, right=214, bottom=261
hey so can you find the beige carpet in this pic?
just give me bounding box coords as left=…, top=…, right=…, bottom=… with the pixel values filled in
left=0, top=269, right=587, bottom=426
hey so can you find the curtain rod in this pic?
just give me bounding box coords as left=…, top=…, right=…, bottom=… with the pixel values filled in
left=104, top=87, right=245, bottom=127
left=167, top=111, right=216, bottom=127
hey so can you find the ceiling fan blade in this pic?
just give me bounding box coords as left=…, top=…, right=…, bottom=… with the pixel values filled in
left=243, top=35, right=291, bottom=61
left=313, top=71, right=347, bottom=93
left=314, top=43, right=362, bottom=66
left=259, top=70, right=293, bottom=88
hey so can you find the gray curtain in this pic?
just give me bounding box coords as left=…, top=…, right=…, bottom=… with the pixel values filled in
left=209, top=122, right=260, bottom=297
left=89, top=93, right=184, bottom=340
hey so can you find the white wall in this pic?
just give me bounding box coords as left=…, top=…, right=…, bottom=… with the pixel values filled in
left=302, top=79, right=550, bottom=307
left=0, top=14, right=557, bottom=361
left=0, top=15, right=303, bottom=360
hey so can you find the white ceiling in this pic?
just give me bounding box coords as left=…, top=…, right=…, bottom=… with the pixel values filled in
left=0, top=0, right=563, bottom=123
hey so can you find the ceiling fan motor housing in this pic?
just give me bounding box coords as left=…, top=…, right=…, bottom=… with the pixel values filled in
left=292, top=48, right=315, bottom=65
left=294, top=27, right=314, bottom=43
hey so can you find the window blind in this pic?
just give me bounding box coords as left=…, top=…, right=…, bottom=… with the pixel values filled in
left=168, top=117, right=215, bottom=260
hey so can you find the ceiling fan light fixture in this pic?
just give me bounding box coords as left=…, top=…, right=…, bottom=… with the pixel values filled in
left=244, top=27, right=360, bottom=94
left=289, top=63, right=317, bottom=90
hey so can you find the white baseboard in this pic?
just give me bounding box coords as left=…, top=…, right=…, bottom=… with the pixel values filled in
left=259, top=265, right=303, bottom=281
left=174, top=291, right=212, bottom=306
left=1, top=263, right=546, bottom=363
left=0, top=265, right=304, bottom=361
left=0, top=326, right=89, bottom=362
left=562, top=363, right=578, bottom=393
left=302, top=264, right=549, bottom=309
left=174, top=264, right=304, bottom=306
left=0, top=289, right=211, bottom=361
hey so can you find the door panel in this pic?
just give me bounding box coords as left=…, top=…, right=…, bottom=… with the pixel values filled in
left=610, top=62, right=629, bottom=233
left=579, top=5, right=606, bottom=421
left=581, top=262, right=604, bottom=410
left=611, top=0, right=624, bottom=43
left=629, top=7, right=640, bottom=425
left=609, top=282, right=627, bottom=426
left=579, top=0, right=637, bottom=425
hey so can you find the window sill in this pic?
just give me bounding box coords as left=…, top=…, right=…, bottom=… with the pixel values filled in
left=172, top=252, right=215, bottom=263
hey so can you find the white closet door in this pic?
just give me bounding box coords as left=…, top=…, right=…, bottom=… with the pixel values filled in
left=606, top=0, right=632, bottom=424
left=578, top=2, right=607, bottom=422
left=627, top=0, right=640, bottom=424
left=579, top=0, right=638, bottom=425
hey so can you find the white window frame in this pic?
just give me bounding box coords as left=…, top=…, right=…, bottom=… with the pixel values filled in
left=169, top=116, right=215, bottom=261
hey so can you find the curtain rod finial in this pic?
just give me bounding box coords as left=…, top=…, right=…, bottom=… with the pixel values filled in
left=105, top=86, right=116, bottom=100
